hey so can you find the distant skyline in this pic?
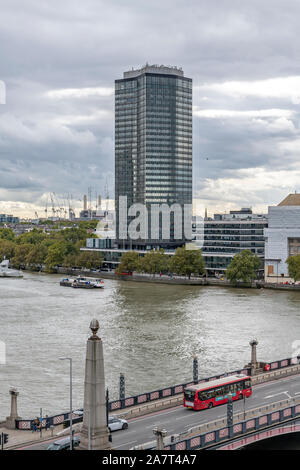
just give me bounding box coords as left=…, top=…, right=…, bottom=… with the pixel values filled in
left=1, top=0, right=300, bottom=217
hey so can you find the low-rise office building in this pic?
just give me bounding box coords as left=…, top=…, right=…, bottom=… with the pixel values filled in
left=264, top=194, right=300, bottom=283
left=202, top=208, right=267, bottom=274
left=0, top=214, right=20, bottom=224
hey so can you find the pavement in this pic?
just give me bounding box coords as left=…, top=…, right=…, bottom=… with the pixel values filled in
left=8, top=373, right=300, bottom=450
left=0, top=423, right=65, bottom=450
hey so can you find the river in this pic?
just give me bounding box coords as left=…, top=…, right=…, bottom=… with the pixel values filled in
left=0, top=272, right=300, bottom=420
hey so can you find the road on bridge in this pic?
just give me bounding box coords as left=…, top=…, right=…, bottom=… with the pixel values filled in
left=18, top=374, right=300, bottom=450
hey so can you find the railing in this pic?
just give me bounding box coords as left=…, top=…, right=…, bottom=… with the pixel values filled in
left=15, top=355, right=300, bottom=430
left=164, top=401, right=300, bottom=450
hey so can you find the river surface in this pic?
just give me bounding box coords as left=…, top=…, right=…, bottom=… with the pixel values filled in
left=0, top=272, right=300, bottom=420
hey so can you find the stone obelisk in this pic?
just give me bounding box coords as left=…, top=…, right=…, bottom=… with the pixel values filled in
left=79, top=319, right=111, bottom=449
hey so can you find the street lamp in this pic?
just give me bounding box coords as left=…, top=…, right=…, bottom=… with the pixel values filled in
left=227, top=392, right=233, bottom=427
left=59, top=357, right=73, bottom=450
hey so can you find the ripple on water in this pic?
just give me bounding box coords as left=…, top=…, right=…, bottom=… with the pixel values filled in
left=0, top=275, right=300, bottom=419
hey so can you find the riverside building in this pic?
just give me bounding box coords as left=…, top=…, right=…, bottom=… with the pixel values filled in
left=201, top=208, right=268, bottom=275
left=115, top=64, right=192, bottom=249
left=264, top=194, right=300, bottom=283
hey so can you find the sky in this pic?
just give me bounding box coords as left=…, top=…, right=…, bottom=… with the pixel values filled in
left=1, top=0, right=300, bottom=218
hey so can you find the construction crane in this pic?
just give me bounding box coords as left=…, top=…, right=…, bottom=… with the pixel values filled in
left=50, top=193, right=57, bottom=219
left=44, top=195, right=48, bottom=219
left=104, top=178, right=109, bottom=214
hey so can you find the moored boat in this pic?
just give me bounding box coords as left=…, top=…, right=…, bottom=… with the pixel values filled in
left=0, top=259, right=23, bottom=278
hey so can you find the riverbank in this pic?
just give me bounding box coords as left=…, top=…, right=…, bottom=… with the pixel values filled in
left=57, top=267, right=257, bottom=288
left=58, top=268, right=300, bottom=291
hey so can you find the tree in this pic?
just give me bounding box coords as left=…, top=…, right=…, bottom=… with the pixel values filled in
left=16, top=229, right=46, bottom=245
left=59, top=227, right=87, bottom=244
left=116, top=251, right=140, bottom=274
left=0, top=228, right=15, bottom=241
left=26, top=244, right=48, bottom=270
left=0, top=239, right=15, bottom=259
left=170, top=246, right=205, bottom=278
left=75, top=251, right=103, bottom=270
left=286, top=254, right=300, bottom=282
left=45, top=241, right=69, bottom=271
left=137, top=250, right=169, bottom=276
left=226, top=250, right=261, bottom=284
left=11, top=244, right=33, bottom=268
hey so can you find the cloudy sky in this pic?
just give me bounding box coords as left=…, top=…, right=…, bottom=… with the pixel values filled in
left=1, top=0, right=300, bottom=218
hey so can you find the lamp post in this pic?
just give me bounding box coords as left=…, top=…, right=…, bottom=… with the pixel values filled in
left=227, top=392, right=233, bottom=427
left=193, top=354, right=198, bottom=384
left=59, top=357, right=73, bottom=450
left=119, top=373, right=125, bottom=401
left=87, top=409, right=91, bottom=450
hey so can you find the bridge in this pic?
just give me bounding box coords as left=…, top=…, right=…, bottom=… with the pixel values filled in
left=3, top=330, right=300, bottom=450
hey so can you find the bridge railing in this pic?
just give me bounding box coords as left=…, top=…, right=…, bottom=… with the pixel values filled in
left=164, top=400, right=300, bottom=450
left=15, top=354, right=300, bottom=430
left=108, top=354, right=299, bottom=412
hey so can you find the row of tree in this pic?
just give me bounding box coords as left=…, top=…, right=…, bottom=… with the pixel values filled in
left=115, top=248, right=264, bottom=283
left=116, top=247, right=206, bottom=278
left=6, top=223, right=300, bottom=282
left=0, top=226, right=102, bottom=272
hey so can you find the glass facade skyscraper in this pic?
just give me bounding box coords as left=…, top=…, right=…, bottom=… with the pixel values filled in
left=115, top=64, right=192, bottom=249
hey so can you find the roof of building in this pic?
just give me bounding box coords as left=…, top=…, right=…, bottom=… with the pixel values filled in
left=123, top=64, right=184, bottom=79
left=278, top=194, right=300, bottom=206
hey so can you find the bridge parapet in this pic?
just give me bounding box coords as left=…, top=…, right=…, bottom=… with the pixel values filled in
left=132, top=396, right=300, bottom=450
left=15, top=355, right=300, bottom=430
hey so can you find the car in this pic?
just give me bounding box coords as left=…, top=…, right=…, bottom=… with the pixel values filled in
left=108, top=416, right=128, bottom=432
left=47, top=436, right=80, bottom=450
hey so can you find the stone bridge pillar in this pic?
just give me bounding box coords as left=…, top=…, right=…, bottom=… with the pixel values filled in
left=6, top=388, right=21, bottom=429
left=79, top=319, right=111, bottom=450
left=250, top=339, right=259, bottom=375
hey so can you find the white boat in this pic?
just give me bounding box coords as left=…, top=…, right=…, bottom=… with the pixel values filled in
left=0, top=259, right=23, bottom=278
left=60, top=275, right=104, bottom=289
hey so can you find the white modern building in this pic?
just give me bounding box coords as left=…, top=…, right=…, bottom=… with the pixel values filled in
left=264, top=194, right=300, bottom=283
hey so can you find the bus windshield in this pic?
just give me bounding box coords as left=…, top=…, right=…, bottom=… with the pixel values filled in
left=184, top=389, right=195, bottom=401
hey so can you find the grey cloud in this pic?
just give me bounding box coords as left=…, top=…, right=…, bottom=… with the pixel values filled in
left=1, top=0, right=300, bottom=213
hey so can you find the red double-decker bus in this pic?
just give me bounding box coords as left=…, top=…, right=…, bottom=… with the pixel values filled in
left=183, top=374, right=252, bottom=411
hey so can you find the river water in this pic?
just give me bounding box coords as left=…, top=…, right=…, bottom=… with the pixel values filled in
left=0, top=272, right=300, bottom=420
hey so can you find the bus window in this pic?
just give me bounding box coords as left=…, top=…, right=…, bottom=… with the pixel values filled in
left=244, top=379, right=251, bottom=388
left=184, top=390, right=195, bottom=401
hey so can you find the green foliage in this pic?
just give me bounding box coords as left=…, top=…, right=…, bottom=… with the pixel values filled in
left=0, top=239, right=15, bottom=259
left=0, top=228, right=15, bottom=241
left=137, top=250, right=169, bottom=276
left=286, top=254, right=300, bottom=281
left=11, top=244, right=33, bottom=268
left=170, top=246, right=205, bottom=278
left=16, top=229, right=47, bottom=245
left=0, top=224, right=103, bottom=272
left=116, top=251, right=140, bottom=274
left=75, top=251, right=103, bottom=270
left=26, top=244, right=48, bottom=270
left=45, top=241, right=79, bottom=271
left=226, top=250, right=261, bottom=284
left=78, top=220, right=99, bottom=230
